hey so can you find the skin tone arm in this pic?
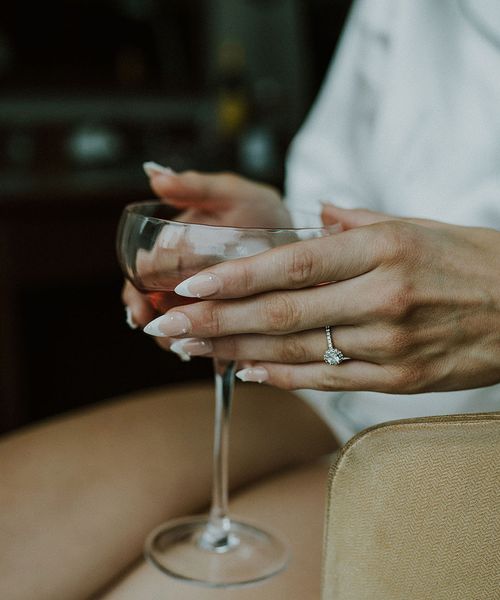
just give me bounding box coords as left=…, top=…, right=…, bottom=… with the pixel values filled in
left=139, top=200, right=500, bottom=394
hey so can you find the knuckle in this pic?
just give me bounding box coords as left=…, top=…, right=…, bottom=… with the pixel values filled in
left=374, top=277, right=415, bottom=321
left=210, top=336, right=235, bottom=359
left=392, top=221, right=422, bottom=264
left=280, top=334, right=309, bottom=363
left=203, top=301, right=225, bottom=336
left=390, top=363, right=422, bottom=393
left=275, top=367, right=300, bottom=391
left=319, top=367, right=343, bottom=391
left=288, top=245, right=317, bottom=287
left=279, top=380, right=295, bottom=392
left=182, top=169, right=201, bottom=187
left=263, top=294, right=301, bottom=333
left=239, top=262, right=256, bottom=294
left=185, top=170, right=215, bottom=198
left=217, top=171, right=242, bottom=192
left=383, top=221, right=421, bottom=263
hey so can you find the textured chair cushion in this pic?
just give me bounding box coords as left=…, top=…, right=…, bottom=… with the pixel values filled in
left=322, top=413, right=500, bottom=600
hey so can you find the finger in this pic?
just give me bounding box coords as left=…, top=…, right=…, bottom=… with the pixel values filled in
left=173, top=225, right=386, bottom=300
left=122, top=281, right=190, bottom=360
left=148, top=170, right=257, bottom=212
left=168, top=324, right=399, bottom=364
left=155, top=336, right=192, bottom=361
left=123, top=308, right=191, bottom=361
left=321, top=203, right=445, bottom=231
left=196, top=324, right=405, bottom=363
left=321, top=203, right=394, bottom=229
left=235, top=360, right=399, bottom=393
left=149, top=170, right=230, bottom=211
left=143, top=275, right=385, bottom=339
left=122, top=282, right=156, bottom=326
left=169, top=330, right=326, bottom=363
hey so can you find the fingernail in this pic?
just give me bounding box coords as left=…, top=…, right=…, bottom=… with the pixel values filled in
left=175, top=273, right=221, bottom=298
left=169, top=341, right=191, bottom=362
left=125, top=306, right=138, bottom=330
left=143, top=161, right=176, bottom=178
left=235, top=367, right=269, bottom=383
left=143, top=312, right=191, bottom=337
left=170, top=338, right=213, bottom=358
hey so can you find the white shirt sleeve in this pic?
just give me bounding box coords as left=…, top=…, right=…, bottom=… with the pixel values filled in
left=283, top=0, right=500, bottom=443
left=285, top=0, right=394, bottom=213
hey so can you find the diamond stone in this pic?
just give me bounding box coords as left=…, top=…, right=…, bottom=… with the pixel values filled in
left=323, top=348, right=345, bottom=365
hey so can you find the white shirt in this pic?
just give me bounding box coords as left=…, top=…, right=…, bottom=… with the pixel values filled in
left=285, top=0, right=500, bottom=443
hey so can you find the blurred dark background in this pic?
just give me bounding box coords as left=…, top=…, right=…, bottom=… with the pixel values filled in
left=0, top=0, right=352, bottom=434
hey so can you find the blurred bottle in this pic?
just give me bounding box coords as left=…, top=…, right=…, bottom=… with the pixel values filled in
left=215, top=40, right=250, bottom=165
left=66, top=123, right=125, bottom=168
left=238, top=76, right=282, bottom=183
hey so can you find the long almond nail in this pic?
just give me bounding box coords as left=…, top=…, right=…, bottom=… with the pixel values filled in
left=143, top=161, right=176, bottom=178
left=175, top=273, right=221, bottom=298
left=143, top=312, right=191, bottom=337
left=171, top=338, right=213, bottom=358
left=169, top=341, right=191, bottom=362
left=125, top=306, right=138, bottom=330
left=235, top=367, right=269, bottom=383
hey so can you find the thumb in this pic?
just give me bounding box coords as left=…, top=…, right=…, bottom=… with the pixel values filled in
left=321, top=203, right=394, bottom=230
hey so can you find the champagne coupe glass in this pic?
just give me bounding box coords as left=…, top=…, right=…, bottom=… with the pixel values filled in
left=116, top=201, right=336, bottom=587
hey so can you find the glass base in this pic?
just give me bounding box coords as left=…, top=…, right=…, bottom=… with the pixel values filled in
left=144, top=515, right=289, bottom=588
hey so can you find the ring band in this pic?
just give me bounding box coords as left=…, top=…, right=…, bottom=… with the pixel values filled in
left=323, top=325, right=345, bottom=365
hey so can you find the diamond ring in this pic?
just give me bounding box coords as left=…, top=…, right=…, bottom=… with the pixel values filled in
left=323, top=325, right=345, bottom=365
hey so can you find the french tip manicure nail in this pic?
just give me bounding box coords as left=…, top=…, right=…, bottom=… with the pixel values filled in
left=174, top=274, right=220, bottom=298
left=174, top=280, right=196, bottom=298
left=235, top=367, right=269, bottom=383
left=143, top=312, right=191, bottom=337
left=142, top=161, right=176, bottom=178
left=170, top=340, right=191, bottom=362
left=143, top=317, right=169, bottom=337
left=170, top=342, right=191, bottom=362
left=125, top=306, right=138, bottom=330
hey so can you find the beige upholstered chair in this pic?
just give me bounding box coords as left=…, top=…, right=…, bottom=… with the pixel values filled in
left=322, top=413, right=500, bottom=600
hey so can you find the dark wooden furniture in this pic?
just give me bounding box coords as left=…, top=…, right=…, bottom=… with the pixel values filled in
left=0, top=184, right=211, bottom=433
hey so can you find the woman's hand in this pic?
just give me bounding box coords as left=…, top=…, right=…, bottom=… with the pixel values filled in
left=146, top=166, right=288, bottom=228
left=123, top=168, right=288, bottom=330
left=142, top=205, right=500, bottom=394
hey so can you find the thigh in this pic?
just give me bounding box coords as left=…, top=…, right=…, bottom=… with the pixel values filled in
left=0, top=382, right=336, bottom=600
left=99, top=458, right=333, bottom=600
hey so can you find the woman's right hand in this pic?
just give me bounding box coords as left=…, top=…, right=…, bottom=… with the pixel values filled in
left=122, top=167, right=288, bottom=332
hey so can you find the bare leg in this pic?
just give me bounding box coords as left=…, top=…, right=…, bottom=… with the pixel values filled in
left=0, top=382, right=336, bottom=600
left=100, top=459, right=333, bottom=600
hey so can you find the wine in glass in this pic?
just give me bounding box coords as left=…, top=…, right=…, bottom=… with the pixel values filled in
left=116, top=201, right=335, bottom=587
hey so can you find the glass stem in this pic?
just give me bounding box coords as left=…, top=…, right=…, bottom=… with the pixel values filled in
left=198, top=358, right=237, bottom=553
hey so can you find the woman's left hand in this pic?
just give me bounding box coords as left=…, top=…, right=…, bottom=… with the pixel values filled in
left=143, top=206, right=500, bottom=394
